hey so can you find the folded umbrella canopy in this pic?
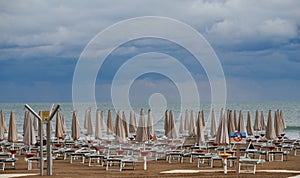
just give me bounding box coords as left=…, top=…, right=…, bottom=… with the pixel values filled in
left=189, top=110, right=196, bottom=136
left=260, top=111, right=266, bottom=131
left=95, top=110, right=102, bottom=140
left=55, top=111, right=65, bottom=139
left=129, top=111, right=137, bottom=134
left=8, top=111, right=18, bottom=148
left=215, top=108, right=229, bottom=145
left=147, top=109, right=156, bottom=140
left=167, top=110, right=178, bottom=139
left=23, top=112, right=37, bottom=147
left=0, top=110, right=8, bottom=133
left=196, top=111, right=205, bottom=145
left=238, top=110, right=246, bottom=134
left=210, top=109, right=217, bottom=138
left=106, top=110, right=115, bottom=136
left=227, top=110, right=235, bottom=134
left=122, top=111, right=129, bottom=138
left=136, top=109, right=147, bottom=142
left=254, top=110, right=261, bottom=132
left=178, top=114, right=185, bottom=134
left=265, top=110, right=276, bottom=140
left=71, top=111, right=81, bottom=141
left=115, top=111, right=126, bottom=143
left=184, top=109, right=189, bottom=132
left=246, top=111, right=254, bottom=136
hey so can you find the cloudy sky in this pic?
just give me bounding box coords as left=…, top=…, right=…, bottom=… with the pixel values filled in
left=1, top=0, right=300, bottom=103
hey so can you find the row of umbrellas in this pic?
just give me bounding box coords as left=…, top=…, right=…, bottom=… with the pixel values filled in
left=0, top=108, right=287, bottom=147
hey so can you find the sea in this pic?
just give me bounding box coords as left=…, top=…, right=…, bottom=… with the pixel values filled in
left=1, top=101, right=300, bottom=140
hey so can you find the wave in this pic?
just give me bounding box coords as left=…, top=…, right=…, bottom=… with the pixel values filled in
left=286, top=126, right=300, bottom=131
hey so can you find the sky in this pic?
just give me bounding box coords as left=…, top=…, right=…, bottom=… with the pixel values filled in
left=0, top=0, right=300, bottom=103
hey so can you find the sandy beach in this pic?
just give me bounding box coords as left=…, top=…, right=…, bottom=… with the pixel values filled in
left=1, top=147, right=300, bottom=178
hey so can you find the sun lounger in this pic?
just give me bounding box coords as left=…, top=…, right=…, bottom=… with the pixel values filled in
left=0, top=158, right=18, bottom=171
left=238, top=158, right=265, bottom=174
left=27, top=157, right=46, bottom=170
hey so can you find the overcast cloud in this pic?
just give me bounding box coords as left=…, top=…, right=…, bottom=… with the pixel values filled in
left=0, top=0, right=299, bottom=102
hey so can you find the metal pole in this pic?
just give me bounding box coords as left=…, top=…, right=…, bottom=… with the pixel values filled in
left=25, top=104, right=42, bottom=120
left=46, top=104, right=59, bottom=176
left=39, top=119, right=44, bottom=176
left=47, top=121, right=52, bottom=176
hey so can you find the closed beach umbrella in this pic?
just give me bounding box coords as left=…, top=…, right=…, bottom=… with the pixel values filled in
left=233, top=110, right=238, bottom=130
left=260, top=111, right=266, bottom=130
left=8, top=111, right=18, bottom=145
left=178, top=114, right=185, bottom=134
left=227, top=110, right=235, bottom=134
left=33, top=115, right=39, bottom=132
left=279, top=110, right=286, bottom=130
left=164, top=110, right=169, bottom=137
left=115, top=111, right=126, bottom=143
left=147, top=109, right=156, bottom=140
left=55, top=111, right=65, bottom=139
left=0, top=110, right=8, bottom=133
left=71, top=111, right=81, bottom=141
left=254, top=110, right=261, bottom=131
left=168, top=110, right=178, bottom=139
left=85, top=109, right=94, bottom=136
left=265, top=110, right=276, bottom=140
left=274, top=110, right=285, bottom=137
left=136, top=109, right=147, bottom=142
left=122, top=111, right=129, bottom=138
left=196, top=111, right=205, bottom=145
left=61, top=115, right=66, bottom=134
left=238, top=110, right=246, bottom=133
left=215, top=109, right=229, bottom=145
left=0, top=111, right=7, bottom=140
left=107, top=110, right=115, bottom=136
left=210, top=109, right=217, bottom=138
left=0, top=113, right=5, bottom=140
left=101, top=111, right=105, bottom=131
left=246, top=111, right=254, bottom=136
left=23, top=112, right=37, bottom=146
left=129, top=111, right=137, bottom=133
left=95, top=110, right=102, bottom=139
left=184, top=109, right=189, bottom=131
left=201, top=110, right=206, bottom=129
left=22, top=111, right=28, bottom=136
left=189, top=110, right=196, bottom=136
